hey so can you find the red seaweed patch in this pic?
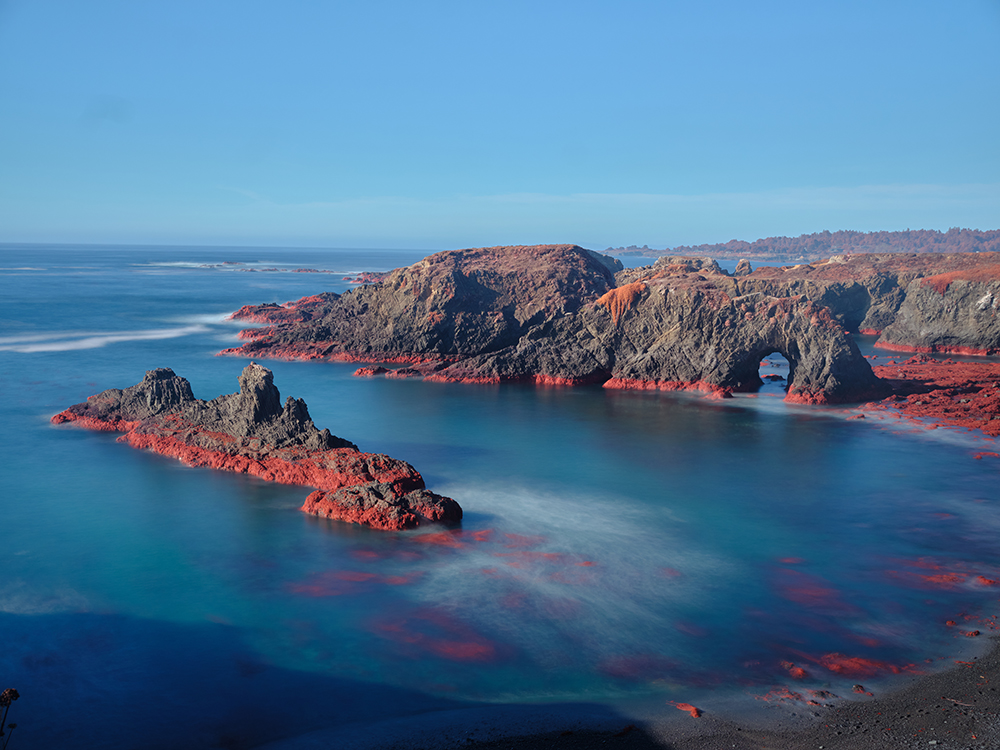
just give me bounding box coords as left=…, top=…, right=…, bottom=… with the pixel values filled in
left=371, top=608, right=500, bottom=663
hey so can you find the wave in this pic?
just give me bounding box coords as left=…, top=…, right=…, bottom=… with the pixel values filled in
left=0, top=325, right=210, bottom=352
left=169, top=312, right=241, bottom=325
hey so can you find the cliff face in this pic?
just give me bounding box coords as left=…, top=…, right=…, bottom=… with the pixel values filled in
left=876, top=268, right=1000, bottom=356
left=224, top=249, right=888, bottom=404
left=51, top=365, right=462, bottom=531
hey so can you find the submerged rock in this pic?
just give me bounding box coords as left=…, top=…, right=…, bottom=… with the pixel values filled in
left=51, top=364, right=462, bottom=530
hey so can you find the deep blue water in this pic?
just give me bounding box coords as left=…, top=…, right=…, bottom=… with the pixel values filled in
left=2, top=244, right=999, bottom=749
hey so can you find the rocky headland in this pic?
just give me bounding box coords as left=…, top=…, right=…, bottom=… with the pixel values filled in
left=220, top=245, right=1000, bottom=406
left=50, top=364, right=461, bottom=530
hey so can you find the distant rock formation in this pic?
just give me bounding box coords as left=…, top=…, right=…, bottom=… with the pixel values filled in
left=51, top=364, right=461, bottom=530
left=622, top=228, right=1000, bottom=262
left=221, top=246, right=891, bottom=404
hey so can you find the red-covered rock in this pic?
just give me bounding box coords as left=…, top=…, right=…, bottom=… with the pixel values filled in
left=867, top=360, right=1000, bottom=437
left=51, top=365, right=461, bottom=530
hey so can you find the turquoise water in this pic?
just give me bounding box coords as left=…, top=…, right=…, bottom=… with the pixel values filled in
left=2, top=245, right=999, bottom=748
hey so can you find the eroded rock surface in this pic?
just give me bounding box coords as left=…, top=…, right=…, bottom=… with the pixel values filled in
left=51, top=364, right=461, bottom=530
left=223, top=246, right=889, bottom=404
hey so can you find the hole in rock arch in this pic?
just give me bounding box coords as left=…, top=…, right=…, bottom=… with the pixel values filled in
left=757, top=352, right=790, bottom=397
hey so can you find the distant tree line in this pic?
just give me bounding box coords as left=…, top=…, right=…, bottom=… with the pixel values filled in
left=608, top=228, right=1000, bottom=261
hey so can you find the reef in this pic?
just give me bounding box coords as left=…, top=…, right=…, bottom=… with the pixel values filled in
left=219, top=246, right=1000, bottom=405
left=50, top=364, right=461, bottom=530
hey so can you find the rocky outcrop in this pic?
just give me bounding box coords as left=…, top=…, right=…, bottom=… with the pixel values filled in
left=223, top=245, right=622, bottom=364
left=222, top=247, right=887, bottom=404
left=51, top=365, right=461, bottom=530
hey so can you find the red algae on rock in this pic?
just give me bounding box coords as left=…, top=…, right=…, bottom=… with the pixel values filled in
left=602, top=377, right=734, bottom=399
left=866, top=359, right=1000, bottom=437
left=51, top=364, right=461, bottom=531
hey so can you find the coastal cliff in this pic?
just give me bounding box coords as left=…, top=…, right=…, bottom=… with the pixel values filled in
left=51, top=364, right=462, bottom=530
left=222, top=245, right=885, bottom=404
left=218, top=246, right=1000, bottom=404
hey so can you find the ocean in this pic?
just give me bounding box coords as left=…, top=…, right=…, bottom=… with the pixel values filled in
left=2, top=244, right=999, bottom=749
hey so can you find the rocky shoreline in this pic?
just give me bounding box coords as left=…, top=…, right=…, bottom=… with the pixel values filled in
left=51, top=364, right=461, bottom=530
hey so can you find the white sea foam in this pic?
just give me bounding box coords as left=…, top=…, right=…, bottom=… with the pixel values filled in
left=132, top=261, right=219, bottom=268
left=0, top=325, right=210, bottom=352
left=411, top=482, right=731, bottom=665
left=169, top=312, right=240, bottom=325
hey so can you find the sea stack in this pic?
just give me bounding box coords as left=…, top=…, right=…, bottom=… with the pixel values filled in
left=51, top=364, right=462, bottom=530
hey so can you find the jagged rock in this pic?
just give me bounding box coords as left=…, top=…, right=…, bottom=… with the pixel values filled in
left=51, top=364, right=461, bottom=530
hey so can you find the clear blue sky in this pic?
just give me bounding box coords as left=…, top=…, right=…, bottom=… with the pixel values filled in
left=1, top=0, right=997, bottom=250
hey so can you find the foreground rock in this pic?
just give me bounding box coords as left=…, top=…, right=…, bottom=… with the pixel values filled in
left=223, top=245, right=885, bottom=404
left=51, top=364, right=461, bottom=530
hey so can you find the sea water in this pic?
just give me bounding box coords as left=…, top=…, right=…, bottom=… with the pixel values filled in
left=2, top=244, right=999, bottom=749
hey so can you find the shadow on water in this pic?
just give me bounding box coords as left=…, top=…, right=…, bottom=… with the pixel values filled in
left=2, top=610, right=652, bottom=750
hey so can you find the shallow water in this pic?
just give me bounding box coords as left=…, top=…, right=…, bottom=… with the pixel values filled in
left=2, top=244, right=999, bottom=748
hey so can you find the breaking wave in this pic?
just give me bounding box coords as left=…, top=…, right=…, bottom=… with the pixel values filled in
left=0, top=325, right=210, bottom=352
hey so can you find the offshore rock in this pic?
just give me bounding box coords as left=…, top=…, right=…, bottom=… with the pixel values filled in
left=223, top=247, right=886, bottom=404
left=51, top=364, right=461, bottom=530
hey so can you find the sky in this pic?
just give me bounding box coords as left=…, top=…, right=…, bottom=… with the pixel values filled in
left=0, top=0, right=998, bottom=251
